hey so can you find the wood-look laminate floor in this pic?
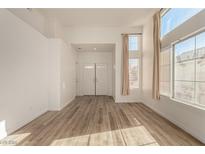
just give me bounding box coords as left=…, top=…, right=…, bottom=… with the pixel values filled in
left=0, top=96, right=203, bottom=146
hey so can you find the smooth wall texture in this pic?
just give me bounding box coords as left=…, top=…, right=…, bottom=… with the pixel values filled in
left=142, top=16, right=205, bottom=143
left=45, top=17, right=67, bottom=42
left=0, top=9, right=77, bottom=137
left=0, top=9, right=48, bottom=135
left=48, top=39, right=76, bottom=111
left=8, top=8, right=46, bottom=36
left=9, top=9, right=67, bottom=43
left=48, top=39, right=61, bottom=111
left=60, top=41, right=76, bottom=109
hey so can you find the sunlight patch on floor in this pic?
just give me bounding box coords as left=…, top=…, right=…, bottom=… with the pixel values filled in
left=50, top=125, right=159, bottom=146
left=89, top=130, right=113, bottom=146
left=121, top=126, right=158, bottom=146
left=51, top=134, right=90, bottom=146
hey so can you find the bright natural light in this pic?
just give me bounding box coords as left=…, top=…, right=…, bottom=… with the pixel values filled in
left=128, top=35, right=140, bottom=89
left=173, top=31, right=205, bottom=106
left=161, top=8, right=203, bottom=37
left=50, top=126, right=158, bottom=146
left=160, top=48, right=170, bottom=96
left=129, top=59, right=139, bottom=89
left=129, top=35, right=138, bottom=51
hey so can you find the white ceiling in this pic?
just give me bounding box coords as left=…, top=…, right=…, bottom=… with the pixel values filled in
left=72, top=43, right=115, bottom=52
left=39, top=8, right=158, bottom=27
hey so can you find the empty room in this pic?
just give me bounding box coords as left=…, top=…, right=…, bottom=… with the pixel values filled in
left=1, top=2, right=205, bottom=150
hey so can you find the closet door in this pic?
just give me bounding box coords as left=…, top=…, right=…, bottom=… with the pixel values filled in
left=82, top=64, right=95, bottom=95
left=96, top=64, right=108, bottom=95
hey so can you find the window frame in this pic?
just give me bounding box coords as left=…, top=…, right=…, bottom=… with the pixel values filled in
left=128, top=34, right=142, bottom=90
left=170, top=28, right=205, bottom=109
left=160, top=8, right=170, bottom=17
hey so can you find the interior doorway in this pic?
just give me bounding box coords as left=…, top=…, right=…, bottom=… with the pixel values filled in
left=73, top=43, right=115, bottom=97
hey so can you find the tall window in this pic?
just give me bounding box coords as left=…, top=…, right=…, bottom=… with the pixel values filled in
left=173, top=31, right=205, bottom=106
left=160, top=47, right=170, bottom=96
left=128, top=35, right=141, bottom=89
left=161, top=8, right=203, bottom=37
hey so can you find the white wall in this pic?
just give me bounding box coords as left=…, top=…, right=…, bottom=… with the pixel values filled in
left=0, top=9, right=48, bottom=136
left=45, top=17, right=67, bottom=42
left=8, top=8, right=46, bottom=36
left=65, top=26, right=143, bottom=102
left=8, top=8, right=77, bottom=111
left=0, top=9, right=77, bottom=139
left=142, top=15, right=205, bottom=143
left=77, top=51, right=113, bottom=96
left=9, top=8, right=77, bottom=110
left=48, top=39, right=61, bottom=111
left=48, top=39, right=77, bottom=111
left=60, top=41, right=77, bottom=109
left=8, top=9, right=67, bottom=43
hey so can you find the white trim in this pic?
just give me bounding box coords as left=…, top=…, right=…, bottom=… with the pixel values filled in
left=60, top=95, right=76, bottom=110
left=170, top=41, right=175, bottom=98
left=6, top=108, right=47, bottom=135
left=170, top=97, right=205, bottom=111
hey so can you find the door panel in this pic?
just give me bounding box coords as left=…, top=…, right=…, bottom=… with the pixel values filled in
left=96, top=64, right=108, bottom=95
left=82, top=64, right=95, bottom=95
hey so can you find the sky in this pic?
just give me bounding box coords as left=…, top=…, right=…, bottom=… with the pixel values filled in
left=129, top=35, right=138, bottom=51
left=161, top=8, right=203, bottom=37
left=161, top=8, right=204, bottom=56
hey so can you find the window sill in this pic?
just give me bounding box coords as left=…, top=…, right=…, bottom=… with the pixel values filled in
left=160, top=94, right=205, bottom=111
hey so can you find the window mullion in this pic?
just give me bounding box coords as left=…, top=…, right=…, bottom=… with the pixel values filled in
left=171, top=44, right=175, bottom=99
left=194, top=36, right=197, bottom=105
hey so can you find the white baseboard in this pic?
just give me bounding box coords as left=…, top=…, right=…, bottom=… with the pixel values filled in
left=60, top=95, right=76, bottom=110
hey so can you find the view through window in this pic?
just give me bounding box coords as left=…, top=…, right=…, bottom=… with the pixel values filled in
left=160, top=47, right=170, bottom=96
left=173, top=31, right=205, bottom=106
left=161, top=8, right=203, bottom=37
left=128, top=35, right=140, bottom=89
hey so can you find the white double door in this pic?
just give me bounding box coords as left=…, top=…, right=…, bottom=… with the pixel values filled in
left=82, top=63, right=108, bottom=95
